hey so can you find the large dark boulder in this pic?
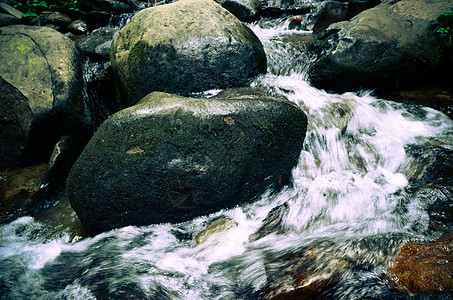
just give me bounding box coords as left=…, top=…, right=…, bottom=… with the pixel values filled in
left=307, top=0, right=453, bottom=93
left=110, top=0, right=267, bottom=107
left=67, top=88, right=307, bottom=235
left=0, top=25, right=92, bottom=164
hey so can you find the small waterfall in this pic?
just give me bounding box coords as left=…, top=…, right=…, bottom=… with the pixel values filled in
left=107, top=12, right=135, bottom=29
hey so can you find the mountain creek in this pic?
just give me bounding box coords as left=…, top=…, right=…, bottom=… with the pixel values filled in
left=1, top=0, right=452, bottom=299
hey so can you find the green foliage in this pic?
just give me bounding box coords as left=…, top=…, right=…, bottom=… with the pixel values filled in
left=437, top=11, right=453, bottom=34
left=14, top=0, right=79, bottom=19
left=437, top=27, right=450, bottom=34
left=436, top=10, right=453, bottom=48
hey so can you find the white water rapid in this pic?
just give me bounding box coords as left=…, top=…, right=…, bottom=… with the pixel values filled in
left=1, top=13, right=452, bottom=300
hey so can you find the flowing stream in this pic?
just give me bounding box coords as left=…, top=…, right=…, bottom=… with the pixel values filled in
left=1, top=11, right=453, bottom=300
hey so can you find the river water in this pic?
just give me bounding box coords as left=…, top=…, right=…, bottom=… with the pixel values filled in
left=1, top=9, right=452, bottom=300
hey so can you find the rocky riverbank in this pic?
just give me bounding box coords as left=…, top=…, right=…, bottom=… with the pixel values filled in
left=1, top=0, right=452, bottom=298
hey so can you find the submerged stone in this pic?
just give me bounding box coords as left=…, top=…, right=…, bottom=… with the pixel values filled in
left=258, top=243, right=346, bottom=299
left=67, top=88, right=307, bottom=235
left=249, top=202, right=288, bottom=242
left=195, top=217, right=238, bottom=245
left=387, top=233, right=453, bottom=293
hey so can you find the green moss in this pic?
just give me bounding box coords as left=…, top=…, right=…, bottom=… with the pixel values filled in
left=129, top=40, right=148, bottom=60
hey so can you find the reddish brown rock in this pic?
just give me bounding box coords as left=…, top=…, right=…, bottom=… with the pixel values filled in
left=387, top=233, right=453, bottom=293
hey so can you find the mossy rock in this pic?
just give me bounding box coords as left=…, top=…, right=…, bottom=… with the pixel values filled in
left=0, top=25, right=91, bottom=163
left=67, top=88, right=307, bottom=235
left=110, top=0, right=267, bottom=107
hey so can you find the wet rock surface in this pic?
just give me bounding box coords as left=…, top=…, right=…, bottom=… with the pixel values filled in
left=402, top=143, right=453, bottom=232
left=258, top=242, right=346, bottom=300
left=249, top=203, right=288, bottom=242
left=41, top=136, right=80, bottom=189
left=76, top=27, right=118, bottom=60
left=67, top=88, right=307, bottom=235
left=384, top=136, right=453, bottom=297
left=195, top=217, right=238, bottom=245
left=82, top=61, right=120, bottom=127
left=0, top=162, right=47, bottom=223
left=311, top=0, right=348, bottom=35
left=387, top=233, right=453, bottom=293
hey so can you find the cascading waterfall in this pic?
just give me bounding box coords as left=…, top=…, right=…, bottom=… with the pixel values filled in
left=1, top=12, right=452, bottom=300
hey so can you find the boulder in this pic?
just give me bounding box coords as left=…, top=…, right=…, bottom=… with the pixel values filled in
left=311, top=0, right=348, bottom=35
left=0, top=25, right=92, bottom=163
left=110, top=0, right=267, bottom=107
left=387, top=233, right=453, bottom=293
left=33, top=11, right=73, bottom=30
left=67, top=88, right=307, bottom=235
left=307, top=0, right=453, bottom=93
left=76, top=27, right=118, bottom=60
